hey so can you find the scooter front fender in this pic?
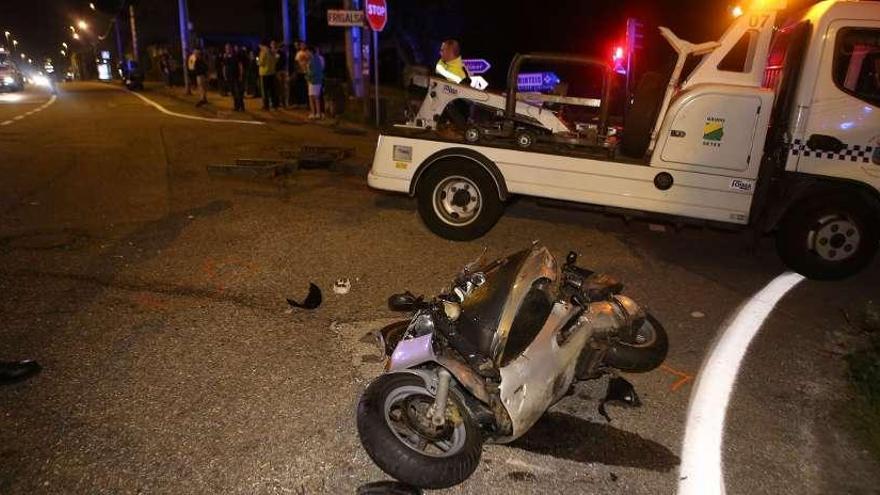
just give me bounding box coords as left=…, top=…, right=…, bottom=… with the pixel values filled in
left=387, top=333, right=492, bottom=406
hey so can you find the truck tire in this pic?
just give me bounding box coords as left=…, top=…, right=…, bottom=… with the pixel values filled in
left=776, top=194, right=879, bottom=280
left=416, top=160, right=504, bottom=241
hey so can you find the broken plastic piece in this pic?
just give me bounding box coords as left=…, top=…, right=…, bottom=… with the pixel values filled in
left=286, top=283, right=322, bottom=310
left=333, top=278, right=352, bottom=295
left=598, top=376, right=641, bottom=422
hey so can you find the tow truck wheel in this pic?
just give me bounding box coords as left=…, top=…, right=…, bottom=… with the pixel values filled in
left=515, top=130, right=535, bottom=149
left=463, top=126, right=481, bottom=144
left=417, top=160, right=504, bottom=241
left=776, top=194, right=879, bottom=280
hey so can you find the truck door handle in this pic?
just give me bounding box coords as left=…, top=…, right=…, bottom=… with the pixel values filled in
left=806, top=134, right=846, bottom=153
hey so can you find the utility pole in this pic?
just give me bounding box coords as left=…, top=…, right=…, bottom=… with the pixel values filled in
left=344, top=0, right=365, bottom=98
left=282, top=0, right=292, bottom=46
left=178, top=0, right=191, bottom=94
left=114, top=16, right=124, bottom=71
left=128, top=3, right=139, bottom=62
left=297, top=0, right=307, bottom=42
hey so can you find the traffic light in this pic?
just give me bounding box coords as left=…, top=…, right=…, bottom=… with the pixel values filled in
left=612, top=45, right=626, bottom=74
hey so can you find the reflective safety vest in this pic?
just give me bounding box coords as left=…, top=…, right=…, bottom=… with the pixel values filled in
left=436, top=56, right=467, bottom=84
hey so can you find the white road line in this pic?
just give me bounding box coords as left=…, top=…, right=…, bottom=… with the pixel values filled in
left=125, top=90, right=264, bottom=126
left=0, top=94, right=58, bottom=128
left=678, top=271, right=805, bottom=495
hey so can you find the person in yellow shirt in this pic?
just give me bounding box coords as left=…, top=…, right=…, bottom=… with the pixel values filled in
left=435, top=39, right=469, bottom=84
left=258, top=40, right=279, bottom=110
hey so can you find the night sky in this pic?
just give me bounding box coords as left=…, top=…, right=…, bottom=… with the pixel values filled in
left=2, top=0, right=821, bottom=76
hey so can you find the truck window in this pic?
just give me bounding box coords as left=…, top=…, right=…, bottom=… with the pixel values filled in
left=832, top=28, right=880, bottom=107
left=718, top=29, right=759, bottom=73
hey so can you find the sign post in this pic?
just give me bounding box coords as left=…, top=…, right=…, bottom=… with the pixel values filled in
left=365, top=0, right=387, bottom=127
left=327, top=9, right=365, bottom=26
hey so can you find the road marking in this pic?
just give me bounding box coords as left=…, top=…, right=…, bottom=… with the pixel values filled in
left=660, top=364, right=694, bottom=392
left=126, top=90, right=264, bottom=125
left=677, top=271, right=804, bottom=495
left=0, top=94, right=58, bottom=128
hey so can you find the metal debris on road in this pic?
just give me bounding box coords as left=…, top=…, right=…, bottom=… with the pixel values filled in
left=207, top=158, right=295, bottom=179
left=286, top=283, right=323, bottom=311
left=281, top=145, right=355, bottom=170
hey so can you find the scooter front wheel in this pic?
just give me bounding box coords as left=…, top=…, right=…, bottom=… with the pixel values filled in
left=357, top=372, right=483, bottom=489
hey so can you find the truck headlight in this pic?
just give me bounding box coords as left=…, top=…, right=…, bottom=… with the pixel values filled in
left=2, top=76, right=13, bottom=84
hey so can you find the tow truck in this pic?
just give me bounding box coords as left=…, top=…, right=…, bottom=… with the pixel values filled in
left=368, top=0, right=880, bottom=280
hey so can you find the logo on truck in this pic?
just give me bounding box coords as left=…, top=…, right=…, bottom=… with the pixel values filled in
left=702, top=117, right=725, bottom=147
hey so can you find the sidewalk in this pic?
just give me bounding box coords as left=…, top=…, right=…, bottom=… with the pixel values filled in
left=142, top=82, right=372, bottom=135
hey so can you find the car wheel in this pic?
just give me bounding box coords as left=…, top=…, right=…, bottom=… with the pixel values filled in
left=776, top=194, right=879, bottom=280
left=416, top=159, right=504, bottom=241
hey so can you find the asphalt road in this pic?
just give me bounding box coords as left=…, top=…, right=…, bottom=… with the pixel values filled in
left=1, top=82, right=878, bottom=494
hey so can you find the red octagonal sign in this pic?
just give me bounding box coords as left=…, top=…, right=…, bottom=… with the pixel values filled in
left=365, top=0, right=388, bottom=32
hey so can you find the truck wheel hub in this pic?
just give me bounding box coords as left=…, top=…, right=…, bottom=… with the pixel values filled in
left=433, top=176, right=482, bottom=226
left=811, top=217, right=860, bottom=261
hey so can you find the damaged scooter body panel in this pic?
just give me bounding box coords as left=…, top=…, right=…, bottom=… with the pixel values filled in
left=388, top=333, right=435, bottom=371
left=387, top=333, right=492, bottom=405
left=496, top=301, right=594, bottom=442
left=488, top=245, right=560, bottom=365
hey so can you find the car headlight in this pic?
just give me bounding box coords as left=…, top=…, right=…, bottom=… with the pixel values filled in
left=2, top=76, right=13, bottom=84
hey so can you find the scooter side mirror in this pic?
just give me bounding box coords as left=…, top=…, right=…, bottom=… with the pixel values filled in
left=388, top=291, right=421, bottom=311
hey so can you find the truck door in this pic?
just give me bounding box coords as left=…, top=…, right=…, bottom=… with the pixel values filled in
left=795, top=21, right=880, bottom=184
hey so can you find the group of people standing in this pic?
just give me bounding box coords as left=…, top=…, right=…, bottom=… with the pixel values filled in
left=183, top=40, right=325, bottom=118
left=257, top=40, right=325, bottom=118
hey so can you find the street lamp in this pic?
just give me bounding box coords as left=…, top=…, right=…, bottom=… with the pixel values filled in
left=12, top=39, right=18, bottom=48
left=89, top=2, right=96, bottom=10
left=77, top=20, right=89, bottom=31
left=72, top=32, right=81, bottom=40
left=62, top=42, right=68, bottom=49
left=20, top=53, right=25, bottom=59
left=731, top=5, right=744, bottom=18
left=61, top=50, right=66, bottom=56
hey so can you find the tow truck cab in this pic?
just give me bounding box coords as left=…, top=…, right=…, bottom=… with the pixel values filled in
left=368, top=0, right=880, bottom=280
left=648, top=0, right=880, bottom=279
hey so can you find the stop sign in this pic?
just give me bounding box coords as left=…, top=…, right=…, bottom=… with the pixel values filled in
left=365, top=0, right=388, bottom=32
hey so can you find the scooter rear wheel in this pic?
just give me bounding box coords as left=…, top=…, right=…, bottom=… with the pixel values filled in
left=603, top=312, right=668, bottom=373
left=357, top=372, right=483, bottom=489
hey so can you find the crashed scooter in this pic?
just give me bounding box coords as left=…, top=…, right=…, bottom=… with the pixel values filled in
left=356, top=244, right=668, bottom=488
